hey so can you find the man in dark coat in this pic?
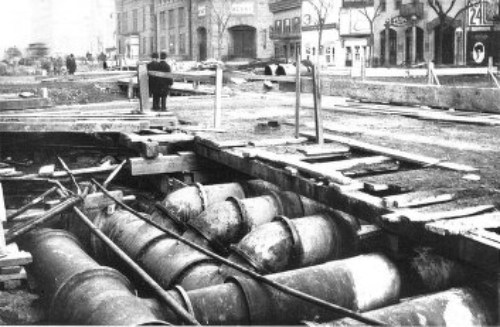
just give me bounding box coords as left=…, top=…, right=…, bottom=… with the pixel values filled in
left=147, top=52, right=160, bottom=109
left=66, top=54, right=77, bottom=75
left=156, top=52, right=173, bottom=111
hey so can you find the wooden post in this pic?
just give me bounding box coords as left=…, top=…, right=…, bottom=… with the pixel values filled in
left=137, top=63, right=150, bottom=112
left=427, top=61, right=433, bottom=85
left=312, top=65, right=324, bottom=145
left=295, top=52, right=301, bottom=139
left=214, top=65, right=223, bottom=128
left=127, top=77, right=134, bottom=100
left=0, top=183, right=6, bottom=257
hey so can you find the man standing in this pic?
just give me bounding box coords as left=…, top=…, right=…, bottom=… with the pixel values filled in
left=147, top=53, right=160, bottom=110
left=66, top=54, right=77, bottom=75
left=157, top=52, right=173, bottom=111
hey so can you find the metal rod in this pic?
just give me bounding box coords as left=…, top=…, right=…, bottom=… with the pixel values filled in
left=295, top=52, right=301, bottom=139
left=103, top=160, right=127, bottom=189
left=6, top=195, right=83, bottom=244
left=91, top=179, right=385, bottom=326
left=57, top=157, right=82, bottom=195
left=7, top=186, right=58, bottom=222
left=72, top=206, right=200, bottom=326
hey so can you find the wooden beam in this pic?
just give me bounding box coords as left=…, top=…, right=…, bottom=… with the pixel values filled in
left=129, top=151, right=202, bottom=176
left=382, top=190, right=456, bottom=209
left=425, top=212, right=500, bottom=236
left=249, top=137, right=308, bottom=147
left=137, top=63, right=150, bottom=112
left=52, top=164, right=119, bottom=178
left=0, top=121, right=150, bottom=133
left=313, top=156, right=393, bottom=171
left=301, top=131, right=478, bottom=173
left=83, top=191, right=124, bottom=210
left=382, top=204, right=496, bottom=223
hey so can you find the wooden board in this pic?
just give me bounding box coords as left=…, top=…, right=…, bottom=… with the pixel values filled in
left=248, top=137, right=308, bottom=147
left=301, top=131, right=478, bottom=173
left=425, top=212, right=500, bottom=236
left=297, top=144, right=350, bottom=157
left=129, top=151, right=202, bottom=176
left=313, top=156, right=393, bottom=171
left=382, top=190, right=456, bottom=209
left=382, top=204, right=496, bottom=223
left=83, top=191, right=124, bottom=210
left=0, top=98, right=52, bottom=111
left=0, top=121, right=150, bottom=133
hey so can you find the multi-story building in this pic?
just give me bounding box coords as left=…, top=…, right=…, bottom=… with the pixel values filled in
left=156, top=0, right=191, bottom=60
left=269, top=0, right=302, bottom=63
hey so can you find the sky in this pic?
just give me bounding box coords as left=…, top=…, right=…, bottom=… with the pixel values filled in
left=0, top=0, right=32, bottom=52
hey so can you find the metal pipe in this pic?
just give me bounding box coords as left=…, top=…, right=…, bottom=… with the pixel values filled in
left=72, top=207, right=200, bottom=325
left=90, top=179, right=385, bottom=326
left=19, top=229, right=168, bottom=325
left=308, top=288, right=495, bottom=326
left=93, top=209, right=225, bottom=291
left=6, top=186, right=58, bottom=222
left=6, top=195, right=83, bottom=244
left=165, top=254, right=398, bottom=325
left=227, top=211, right=354, bottom=274
left=158, top=180, right=279, bottom=228
left=186, top=191, right=331, bottom=251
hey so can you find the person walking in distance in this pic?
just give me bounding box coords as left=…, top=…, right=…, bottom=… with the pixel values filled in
left=66, top=54, right=77, bottom=75
left=157, top=52, right=173, bottom=111
left=147, top=52, right=160, bottom=110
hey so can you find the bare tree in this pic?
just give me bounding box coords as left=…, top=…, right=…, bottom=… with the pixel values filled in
left=358, top=0, right=383, bottom=67
left=427, top=0, right=484, bottom=64
left=208, top=0, right=236, bottom=60
left=305, top=0, right=337, bottom=68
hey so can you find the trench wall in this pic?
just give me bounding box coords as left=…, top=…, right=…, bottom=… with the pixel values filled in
left=281, top=79, right=500, bottom=114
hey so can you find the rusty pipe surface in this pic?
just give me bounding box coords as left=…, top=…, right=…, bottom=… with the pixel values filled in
left=311, top=288, right=495, bottom=326
left=94, top=210, right=225, bottom=291
left=186, top=191, right=332, bottom=251
left=227, top=211, right=356, bottom=274
left=164, top=253, right=401, bottom=325
left=159, top=180, right=279, bottom=227
left=19, top=229, right=167, bottom=325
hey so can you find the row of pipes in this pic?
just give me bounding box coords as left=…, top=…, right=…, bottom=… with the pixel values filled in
left=19, top=180, right=497, bottom=326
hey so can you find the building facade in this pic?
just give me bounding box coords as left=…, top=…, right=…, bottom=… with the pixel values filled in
left=269, top=0, right=302, bottom=63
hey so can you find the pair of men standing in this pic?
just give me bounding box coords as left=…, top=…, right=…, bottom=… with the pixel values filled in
left=147, top=52, right=173, bottom=111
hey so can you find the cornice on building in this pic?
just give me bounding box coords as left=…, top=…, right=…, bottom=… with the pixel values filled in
left=269, top=0, right=301, bottom=13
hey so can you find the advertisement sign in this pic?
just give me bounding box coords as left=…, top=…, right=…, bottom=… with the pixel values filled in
left=231, top=2, right=254, bottom=15
left=198, top=5, right=206, bottom=17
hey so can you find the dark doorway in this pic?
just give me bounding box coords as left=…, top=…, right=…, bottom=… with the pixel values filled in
left=380, top=28, right=397, bottom=66
left=434, top=25, right=454, bottom=64
left=229, top=25, right=256, bottom=58
left=405, top=26, right=424, bottom=64
left=197, top=27, right=207, bottom=61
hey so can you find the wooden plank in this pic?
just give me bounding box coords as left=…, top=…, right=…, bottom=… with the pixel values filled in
left=425, top=212, right=500, bottom=236
left=241, top=148, right=355, bottom=186
left=118, top=132, right=194, bottom=146
left=137, top=63, right=150, bottom=112
left=382, top=190, right=456, bottom=209
left=313, top=156, right=392, bottom=171
left=297, top=144, right=350, bottom=156
left=382, top=204, right=496, bottom=223
left=129, top=151, right=202, bottom=176
left=301, top=131, right=478, bottom=173
left=0, top=98, right=52, bottom=111
left=0, top=251, right=32, bottom=267
left=0, top=268, right=26, bottom=283
left=0, top=121, right=150, bottom=133
left=249, top=137, right=308, bottom=147
left=51, top=164, right=118, bottom=178
left=0, top=183, right=5, bottom=256
left=83, top=191, right=124, bottom=210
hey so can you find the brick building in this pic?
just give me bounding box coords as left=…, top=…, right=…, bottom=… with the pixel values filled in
left=269, top=0, right=302, bottom=62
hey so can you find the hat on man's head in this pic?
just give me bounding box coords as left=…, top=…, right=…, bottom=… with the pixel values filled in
left=151, top=52, right=159, bottom=59
left=160, top=52, right=167, bottom=60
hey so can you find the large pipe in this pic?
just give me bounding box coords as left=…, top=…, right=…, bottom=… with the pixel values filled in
left=227, top=211, right=357, bottom=274
left=163, top=253, right=401, bottom=325
left=186, top=191, right=331, bottom=250
left=19, top=229, right=166, bottom=325
left=94, top=210, right=226, bottom=291
left=158, top=180, right=279, bottom=228
left=310, top=288, right=495, bottom=326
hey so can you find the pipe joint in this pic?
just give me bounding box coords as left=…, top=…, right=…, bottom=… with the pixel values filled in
left=225, top=275, right=274, bottom=325
left=193, top=183, right=209, bottom=212
left=273, top=215, right=304, bottom=268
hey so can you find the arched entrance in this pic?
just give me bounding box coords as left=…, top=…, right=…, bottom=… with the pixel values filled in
left=380, top=28, right=397, bottom=66
left=229, top=25, right=256, bottom=58
left=434, top=25, right=455, bottom=64
left=197, top=27, right=207, bottom=61
left=405, top=26, right=424, bottom=64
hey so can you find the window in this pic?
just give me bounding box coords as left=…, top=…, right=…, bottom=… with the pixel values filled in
left=178, top=7, right=185, bottom=27
left=143, top=7, right=147, bottom=31
left=122, top=12, right=128, bottom=33
left=325, top=46, right=331, bottom=63
left=143, top=37, right=147, bottom=55
left=150, top=36, right=154, bottom=53
left=380, top=0, right=386, bottom=11
left=292, top=17, right=301, bottom=32
left=133, top=9, right=138, bottom=32
left=395, top=0, right=401, bottom=9
left=169, top=10, right=175, bottom=28
left=275, top=20, right=282, bottom=34
left=179, top=33, right=185, bottom=54
left=117, top=13, right=121, bottom=33
left=160, top=36, right=167, bottom=50
left=160, top=11, right=166, bottom=30
left=284, top=19, right=291, bottom=33
left=169, top=31, right=176, bottom=53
